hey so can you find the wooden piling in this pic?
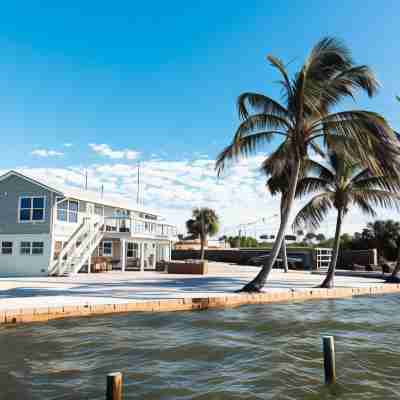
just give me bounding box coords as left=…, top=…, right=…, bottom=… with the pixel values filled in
left=106, top=372, right=122, bottom=400
left=322, top=336, right=336, bottom=384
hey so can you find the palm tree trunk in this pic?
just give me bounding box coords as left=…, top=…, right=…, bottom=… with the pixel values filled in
left=240, top=159, right=301, bottom=292
left=280, top=238, right=289, bottom=273
left=279, top=198, right=289, bottom=273
left=200, top=235, right=205, bottom=260
left=319, top=208, right=344, bottom=288
left=386, top=246, right=400, bottom=283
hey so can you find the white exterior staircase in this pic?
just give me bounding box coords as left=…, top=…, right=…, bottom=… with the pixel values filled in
left=49, top=217, right=104, bottom=276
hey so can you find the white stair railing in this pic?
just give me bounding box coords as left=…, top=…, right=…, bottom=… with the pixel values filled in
left=62, top=224, right=104, bottom=275
left=55, top=217, right=104, bottom=276
left=48, top=219, right=89, bottom=276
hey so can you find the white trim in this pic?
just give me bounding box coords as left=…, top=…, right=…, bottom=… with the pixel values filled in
left=55, top=197, right=79, bottom=224
left=17, top=195, right=46, bottom=224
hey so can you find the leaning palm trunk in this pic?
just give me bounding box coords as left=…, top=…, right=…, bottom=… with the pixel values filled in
left=387, top=246, right=400, bottom=283
left=280, top=238, right=289, bottom=273
left=319, top=209, right=344, bottom=288
left=241, top=159, right=301, bottom=292
left=280, top=197, right=289, bottom=273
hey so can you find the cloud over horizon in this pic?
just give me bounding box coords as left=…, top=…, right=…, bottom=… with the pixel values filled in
left=31, top=149, right=64, bottom=157
left=89, top=143, right=140, bottom=160
left=7, top=149, right=398, bottom=240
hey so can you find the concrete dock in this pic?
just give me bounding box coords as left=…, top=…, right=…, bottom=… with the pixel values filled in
left=0, top=263, right=398, bottom=324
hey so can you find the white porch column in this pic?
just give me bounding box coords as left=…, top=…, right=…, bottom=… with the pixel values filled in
left=121, top=239, right=127, bottom=272
left=168, top=241, right=172, bottom=261
left=152, top=243, right=157, bottom=269
left=140, top=242, right=145, bottom=272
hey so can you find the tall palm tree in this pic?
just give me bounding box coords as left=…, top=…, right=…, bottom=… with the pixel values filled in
left=364, top=220, right=400, bottom=283
left=293, top=154, right=400, bottom=288
left=216, top=37, right=399, bottom=292
left=186, top=208, right=219, bottom=260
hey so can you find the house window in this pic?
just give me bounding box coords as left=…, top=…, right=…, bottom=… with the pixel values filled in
left=20, top=241, right=31, bottom=255
left=32, top=242, right=44, bottom=255
left=57, top=198, right=79, bottom=223
left=101, top=241, right=113, bottom=257
left=127, top=243, right=138, bottom=258
left=19, top=196, right=45, bottom=222
left=1, top=242, right=13, bottom=255
left=95, top=205, right=104, bottom=216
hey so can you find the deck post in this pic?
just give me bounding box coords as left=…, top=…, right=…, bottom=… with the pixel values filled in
left=152, top=243, right=156, bottom=269
left=121, top=239, right=126, bottom=272
left=140, top=242, right=145, bottom=272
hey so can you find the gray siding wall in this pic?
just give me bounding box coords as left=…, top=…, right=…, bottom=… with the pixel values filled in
left=0, top=175, right=54, bottom=234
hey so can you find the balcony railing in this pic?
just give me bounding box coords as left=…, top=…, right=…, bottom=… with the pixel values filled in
left=103, top=216, right=177, bottom=238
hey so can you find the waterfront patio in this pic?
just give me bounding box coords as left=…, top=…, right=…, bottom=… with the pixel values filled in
left=0, top=263, right=388, bottom=313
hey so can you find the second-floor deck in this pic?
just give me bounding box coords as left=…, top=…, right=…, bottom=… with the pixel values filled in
left=103, top=216, right=177, bottom=239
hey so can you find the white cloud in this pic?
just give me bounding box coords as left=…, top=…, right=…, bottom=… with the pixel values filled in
left=31, top=149, right=64, bottom=157
left=11, top=153, right=400, bottom=239
left=89, top=143, right=140, bottom=160
left=63, top=143, right=73, bottom=148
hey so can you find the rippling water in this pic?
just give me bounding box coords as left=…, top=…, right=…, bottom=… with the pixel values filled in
left=1, top=295, right=400, bottom=399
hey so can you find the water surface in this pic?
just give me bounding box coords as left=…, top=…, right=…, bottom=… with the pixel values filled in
left=0, top=295, right=399, bottom=399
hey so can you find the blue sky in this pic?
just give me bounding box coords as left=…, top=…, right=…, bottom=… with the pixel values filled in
left=1, top=1, right=400, bottom=236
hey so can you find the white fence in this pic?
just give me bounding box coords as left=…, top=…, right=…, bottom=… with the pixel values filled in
left=315, top=248, right=332, bottom=272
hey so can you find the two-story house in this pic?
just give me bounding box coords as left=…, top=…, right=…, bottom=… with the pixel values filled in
left=0, top=170, right=177, bottom=277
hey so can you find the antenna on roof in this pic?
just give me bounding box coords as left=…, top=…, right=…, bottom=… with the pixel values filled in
left=84, top=169, right=88, bottom=191
left=136, top=162, right=140, bottom=207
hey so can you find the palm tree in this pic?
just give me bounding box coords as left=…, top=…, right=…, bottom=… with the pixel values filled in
left=293, top=154, right=400, bottom=288
left=186, top=208, right=219, bottom=260
left=215, top=37, right=399, bottom=292
left=364, top=220, right=400, bottom=283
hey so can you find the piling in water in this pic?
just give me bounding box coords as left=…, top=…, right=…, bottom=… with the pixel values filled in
left=106, top=372, right=122, bottom=400
left=322, top=336, right=336, bottom=384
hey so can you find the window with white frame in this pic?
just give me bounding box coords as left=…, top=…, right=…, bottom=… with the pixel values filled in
left=1, top=241, right=13, bottom=255
left=19, top=197, right=45, bottom=222
left=20, top=241, right=31, bottom=255
left=101, top=241, right=113, bottom=257
left=127, top=242, right=138, bottom=258
left=57, top=198, right=79, bottom=223
left=19, top=241, right=44, bottom=255
left=95, top=205, right=104, bottom=216
left=32, top=242, right=44, bottom=255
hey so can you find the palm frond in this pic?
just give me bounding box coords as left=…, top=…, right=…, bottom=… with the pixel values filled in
left=352, top=189, right=400, bottom=212
left=295, top=177, right=330, bottom=198
left=352, top=174, right=400, bottom=192
left=292, top=193, right=333, bottom=230
left=352, top=194, right=377, bottom=217
left=302, top=159, right=336, bottom=181
left=237, top=92, right=289, bottom=121
left=232, top=113, right=289, bottom=143
left=260, top=139, right=293, bottom=177
left=267, top=55, right=293, bottom=101
left=317, top=110, right=400, bottom=175
left=216, top=130, right=278, bottom=174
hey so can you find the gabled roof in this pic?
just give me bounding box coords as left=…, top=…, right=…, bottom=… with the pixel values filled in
left=0, top=170, right=161, bottom=218
left=0, top=170, right=64, bottom=195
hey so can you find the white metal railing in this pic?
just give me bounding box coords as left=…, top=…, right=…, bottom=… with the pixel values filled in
left=315, top=247, right=333, bottom=272
left=103, top=217, right=177, bottom=238
left=50, top=216, right=104, bottom=276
